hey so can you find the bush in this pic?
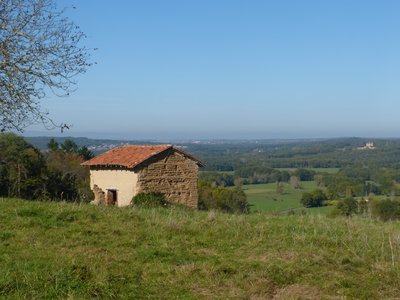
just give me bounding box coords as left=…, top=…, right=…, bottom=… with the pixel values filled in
left=198, top=180, right=250, bottom=214
left=323, top=200, right=340, bottom=206
left=337, top=197, right=358, bottom=216
left=370, top=199, right=400, bottom=221
left=300, top=189, right=327, bottom=207
left=294, top=169, right=316, bottom=181
left=131, top=192, right=169, bottom=208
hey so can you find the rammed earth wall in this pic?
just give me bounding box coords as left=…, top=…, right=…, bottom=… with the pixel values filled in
left=136, top=149, right=199, bottom=208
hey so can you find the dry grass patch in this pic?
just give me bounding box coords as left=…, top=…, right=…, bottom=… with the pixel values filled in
left=273, top=284, right=322, bottom=300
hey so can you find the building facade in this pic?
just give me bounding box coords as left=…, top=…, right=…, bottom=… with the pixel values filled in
left=81, top=145, right=203, bottom=208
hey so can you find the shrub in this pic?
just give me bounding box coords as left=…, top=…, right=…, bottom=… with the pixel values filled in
left=323, top=200, right=340, bottom=206
left=300, top=189, right=327, bottom=207
left=198, top=180, right=250, bottom=214
left=336, top=197, right=358, bottom=216
left=131, top=192, right=169, bottom=208
left=294, top=169, right=316, bottom=181
left=370, top=199, right=400, bottom=221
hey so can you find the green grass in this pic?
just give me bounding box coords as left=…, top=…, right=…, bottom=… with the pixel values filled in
left=306, top=205, right=334, bottom=215
left=243, top=181, right=329, bottom=214
left=0, top=198, right=399, bottom=298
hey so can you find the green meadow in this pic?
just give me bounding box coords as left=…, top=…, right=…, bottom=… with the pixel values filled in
left=1, top=198, right=399, bottom=299
left=243, top=181, right=329, bottom=214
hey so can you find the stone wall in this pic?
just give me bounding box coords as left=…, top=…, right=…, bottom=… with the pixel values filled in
left=136, top=149, right=199, bottom=208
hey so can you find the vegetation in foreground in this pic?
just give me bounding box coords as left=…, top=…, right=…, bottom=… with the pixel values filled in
left=1, top=198, right=400, bottom=299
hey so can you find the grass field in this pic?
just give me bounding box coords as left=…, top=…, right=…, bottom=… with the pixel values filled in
left=243, top=181, right=328, bottom=214
left=202, top=169, right=338, bottom=214
left=1, top=198, right=399, bottom=298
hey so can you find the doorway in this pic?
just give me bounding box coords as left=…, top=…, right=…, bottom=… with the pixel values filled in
left=106, top=189, right=118, bottom=206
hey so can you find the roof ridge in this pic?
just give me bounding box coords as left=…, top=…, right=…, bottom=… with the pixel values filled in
left=120, top=144, right=172, bottom=147
left=81, top=144, right=183, bottom=169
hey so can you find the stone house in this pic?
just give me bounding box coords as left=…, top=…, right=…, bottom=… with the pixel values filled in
left=81, top=145, right=204, bottom=208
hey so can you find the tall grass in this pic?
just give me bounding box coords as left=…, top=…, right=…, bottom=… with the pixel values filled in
left=0, top=198, right=399, bottom=298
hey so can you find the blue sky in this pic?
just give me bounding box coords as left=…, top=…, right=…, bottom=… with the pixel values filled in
left=28, top=1, right=400, bottom=139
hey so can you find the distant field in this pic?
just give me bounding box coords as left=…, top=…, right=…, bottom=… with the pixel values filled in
left=201, top=170, right=334, bottom=214
left=275, top=167, right=340, bottom=174
left=306, top=206, right=333, bottom=215
left=243, top=181, right=331, bottom=214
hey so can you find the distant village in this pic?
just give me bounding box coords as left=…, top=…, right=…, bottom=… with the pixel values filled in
left=357, top=142, right=376, bottom=150
left=87, top=142, right=130, bottom=152
left=84, top=139, right=251, bottom=153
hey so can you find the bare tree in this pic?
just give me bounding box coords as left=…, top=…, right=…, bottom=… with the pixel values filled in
left=290, top=175, right=301, bottom=189
left=276, top=181, right=284, bottom=195
left=0, top=0, right=92, bottom=132
left=314, top=174, right=324, bottom=187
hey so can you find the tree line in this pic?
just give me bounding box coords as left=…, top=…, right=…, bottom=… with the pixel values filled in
left=188, top=138, right=400, bottom=171
left=201, top=168, right=316, bottom=187
left=0, top=133, right=93, bottom=201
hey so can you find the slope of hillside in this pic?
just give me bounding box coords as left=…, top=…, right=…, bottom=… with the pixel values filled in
left=0, top=198, right=399, bottom=299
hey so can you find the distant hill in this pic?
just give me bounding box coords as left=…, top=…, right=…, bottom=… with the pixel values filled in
left=24, top=136, right=155, bottom=154
left=23, top=136, right=400, bottom=170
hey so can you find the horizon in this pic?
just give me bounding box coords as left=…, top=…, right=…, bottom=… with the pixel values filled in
left=22, top=130, right=400, bottom=142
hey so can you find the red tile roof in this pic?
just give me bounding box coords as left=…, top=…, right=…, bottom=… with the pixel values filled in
left=81, top=145, right=204, bottom=168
